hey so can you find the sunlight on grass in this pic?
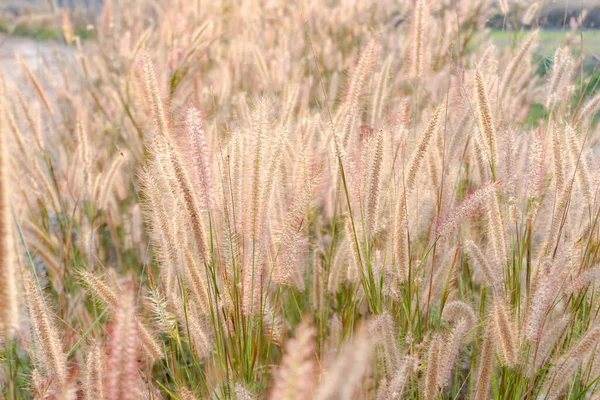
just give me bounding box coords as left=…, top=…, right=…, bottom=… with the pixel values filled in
left=1, top=1, right=600, bottom=399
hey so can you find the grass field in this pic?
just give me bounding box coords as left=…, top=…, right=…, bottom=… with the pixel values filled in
left=3, top=1, right=600, bottom=399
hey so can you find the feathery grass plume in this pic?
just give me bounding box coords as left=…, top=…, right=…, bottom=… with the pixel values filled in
left=487, top=184, right=508, bottom=270
left=147, top=287, right=177, bottom=336
left=418, top=246, right=458, bottom=309
left=135, top=318, right=164, bottom=361
left=499, top=30, right=539, bottom=100
left=24, top=270, right=67, bottom=387
left=16, top=55, right=54, bottom=116
left=579, top=91, right=600, bottom=121
left=380, top=356, right=418, bottom=400
left=503, top=129, right=518, bottom=224
left=370, top=312, right=400, bottom=374
left=584, top=355, right=600, bottom=396
left=242, top=250, right=264, bottom=316
left=346, top=38, right=376, bottom=110
left=230, top=129, right=244, bottom=233
left=473, top=321, right=495, bottom=400
left=30, top=368, right=46, bottom=397
left=312, top=251, right=324, bottom=310
left=327, top=241, right=348, bottom=293
left=564, top=124, right=593, bottom=205
left=437, top=302, right=475, bottom=387
left=185, top=107, right=214, bottom=210
left=84, top=341, right=104, bottom=400
left=143, top=55, right=169, bottom=148
left=221, top=141, right=236, bottom=230
left=260, top=125, right=287, bottom=236
left=105, top=279, right=140, bottom=400
left=431, top=118, right=444, bottom=192
left=342, top=38, right=376, bottom=145
left=32, top=158, right=61, bottom=212
left=270, top=319, right=317, bottom=400
left=277, top=230, right=305, bottom=288
left=281, top=84, right=300, bottom=127
left=411, top=0, right=426, bottom=78
left=171, top=292, right=212, bottom=359
left=546, top=183, right=572, bottom=255
left=316, top=325, right=372, bottom=400
left=366, top=128, right=384, bottom=237
left=424, top=334, right=442, bottom=400
left=345, top=216, right=363, bottom=284
left=183, top=248, right=210, bottom=314
left=377, top=377, right=389, bottom=400
left=543, top=325, right=600, bottom=399
left=463, top=239, right=501, bottom=288
left=54, top=374, right=78, bottom=400
left=492, top=300, right=517, bottom=367
left=78, top=269, right=163, bottom=360
left=405, top=105, right=442, bottom=191
left=140, top=165, right=180, bottom=293
left=438, top=317, right=468, bottom=388
left=13, top=89, right=44, bottom=152
left=525, top=260, right=564, bottom=343
left=474, top=69, right=498, bottom=172
left=235, top=383, right=256, bottom=400
left=546, top=47, right=572, bottom=109
left=551, top=122, right=564, bottom=192
left=394, top=191, right=409, bottom=281
left=249, top=98, right=269, bottom=239
left=77, top=116, right=92, bottom=198
left=522, top=2, right=540, bottom=25
left=359, top=132, right=373, bottom=210
left=24, top=240, right=61, bottom=288
left=472, top=122, right=492, bottom=181
left=371, top=56, right=392, bottom=127
left=3, top=106, right=29, bottom=163
left=479, top=44, right=499, bottom=79
left=165, top=138, right=209, bottom=262
left=532, top=315, right=569, bottom=372
left=98, top=151, right=126, bottom=209
left=253, top=44, right=271, bottom=85
left=263, top=300, right=285, bottom=345
left=527, top=128, right=544, bottom=222
left=436, top=181, right=498, bottom=238
left=276, top=169, right=321, bottom=287
left=91, top=172, right=103, bottom=205
left=330, top=120, right=351, bottom=177
left=568, top=265, right=600, bottom=293
left=0, top=106, right=18, bottom=333
left=442, top=301, right=476, bottom=330
left=178, top=387, right=197, bottom=400
left=78, top=269, right=119, bottom=309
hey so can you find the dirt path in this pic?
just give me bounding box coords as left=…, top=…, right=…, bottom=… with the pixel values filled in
left=0, top=33, right=72, bottom=85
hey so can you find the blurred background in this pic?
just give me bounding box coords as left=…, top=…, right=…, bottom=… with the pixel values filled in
left=2, top=0, right=600, bottom=101
left=4, top=0, right=600, bottom=33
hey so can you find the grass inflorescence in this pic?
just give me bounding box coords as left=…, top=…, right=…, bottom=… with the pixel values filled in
left=1, top=1, right=600, bottom=399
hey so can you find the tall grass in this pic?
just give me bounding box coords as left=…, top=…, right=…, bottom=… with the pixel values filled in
left=1, top=0, right=600, bottom=399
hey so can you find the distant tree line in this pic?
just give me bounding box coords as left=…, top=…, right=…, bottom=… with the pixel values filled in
left=4, top=1, right=600, bottom=31
left=489, top=3, right=600, bottom=29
